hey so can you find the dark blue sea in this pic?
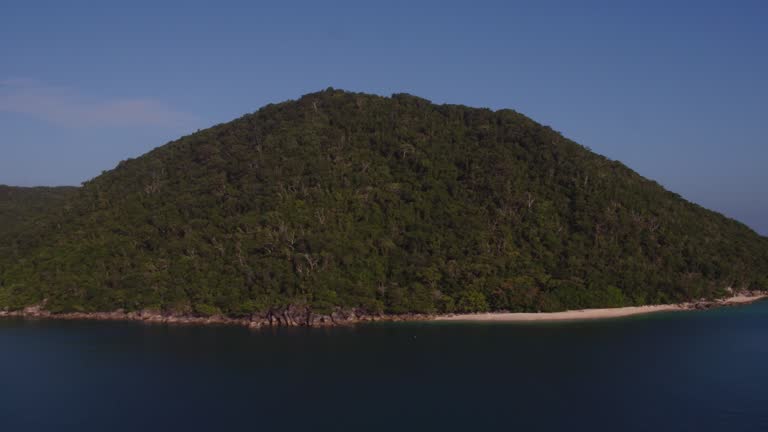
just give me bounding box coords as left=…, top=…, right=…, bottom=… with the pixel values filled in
left=3, top=301, right=768, bottom=431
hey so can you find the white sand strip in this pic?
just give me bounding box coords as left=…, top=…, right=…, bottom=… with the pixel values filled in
left=435, top=294, right=767, bottom=322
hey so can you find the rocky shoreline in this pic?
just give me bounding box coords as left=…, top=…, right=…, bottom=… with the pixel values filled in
left=1, top=293, right=765, bottom=328
left=0, top=304, right=431, bottom=328
left=678, top=292, right=767, bottom=311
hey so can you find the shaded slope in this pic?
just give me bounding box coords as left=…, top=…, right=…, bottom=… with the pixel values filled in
left=0, top=185, right=78, bottom=238
left=1, top=89, right=766, bottom=314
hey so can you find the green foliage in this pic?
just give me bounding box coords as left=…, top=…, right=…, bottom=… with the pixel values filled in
left=0, top=185, right=77, bottom=238
left=457, top=291, right=489, bottom=313
left=0, top=89, right=766, bottom=316
left=194, top=303, right=222, bottom=317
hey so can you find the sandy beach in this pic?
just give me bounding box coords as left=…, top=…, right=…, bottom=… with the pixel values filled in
left=435, top=293, right=768, bottom=322
left=2, top=293, right=766, bottom=328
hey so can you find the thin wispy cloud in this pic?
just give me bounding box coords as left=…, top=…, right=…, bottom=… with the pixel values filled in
left=0, top=79, right=198, bottom=128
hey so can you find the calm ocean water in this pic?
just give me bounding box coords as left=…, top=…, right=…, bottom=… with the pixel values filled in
left=2, top=301, right=768, bottom=431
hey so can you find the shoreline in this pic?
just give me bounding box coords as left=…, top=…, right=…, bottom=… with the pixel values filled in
left=0, top=305, right=429, bottom=329
left=435, top=293, right=768, bottom=322
left=1, top=293, right=766, bottom=328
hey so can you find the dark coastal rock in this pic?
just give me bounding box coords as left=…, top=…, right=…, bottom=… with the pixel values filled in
left=2, top=292, right=764, bottom=328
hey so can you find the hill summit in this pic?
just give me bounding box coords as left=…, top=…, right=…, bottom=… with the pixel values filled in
left=1, top=89, right=766, bottom=317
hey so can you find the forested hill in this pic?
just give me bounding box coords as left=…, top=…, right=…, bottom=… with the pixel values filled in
left=0, top=185, right=78, bottom=238
left=1, top=89, right=766, bottom=316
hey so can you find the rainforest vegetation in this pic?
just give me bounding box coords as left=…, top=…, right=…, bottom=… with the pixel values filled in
left=1, top=89, right=766, bottom=316
left=0, top=185, right=77, bottom=238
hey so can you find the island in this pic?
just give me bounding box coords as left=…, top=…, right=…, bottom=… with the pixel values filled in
left=1, top=89, right=767, bottom=326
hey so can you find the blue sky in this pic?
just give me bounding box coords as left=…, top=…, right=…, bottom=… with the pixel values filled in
left=1, top=0, right=766, bottom=234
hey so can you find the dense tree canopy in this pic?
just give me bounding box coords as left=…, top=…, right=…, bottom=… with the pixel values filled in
left=1, top=89, right=766, bottom=316
left=0, top=186, right=77, bottom=239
